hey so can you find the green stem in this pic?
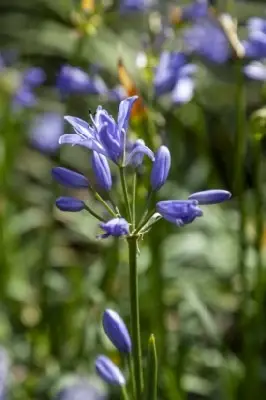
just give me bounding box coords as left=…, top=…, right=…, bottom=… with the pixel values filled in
left=127, top=235, right=143, bottom=398
left=121, top=386, right=130, bottom=400
left=94, top=192, right=117, bottom=217
left=119, top=167, right=132, bottom=222
left=127, top=354, right=136, bottom=398
left=132, top=173, right=137, bottom=230
left=134, top=208, right=156, bottom=234
left=84, top=204, right=105, bottom=221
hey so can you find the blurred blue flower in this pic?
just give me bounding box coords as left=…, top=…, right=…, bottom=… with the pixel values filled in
left=52, top=167, right=89, bottom=188
left=188, top=189, right=231, bottom=204
left=30, top=112, right=63, bottom=153
left=95, top=355, right=126, bottom=386
left=0, top=348, right=9, bottom=400
left=184, top=17, right=231, bottom=63
left=108, top=85, right=127, bottom=102
left=98, top=218, right=129, bottom=238
left=55, top=197, right=86, bottom=212
left=151, top=145, right=171, bottom=191
left=244, top=61, right=266, bottom=81
left=60, top=96, right=154, bottom=165
left=23, top=67, right=46, bottom=87
left=247, top=18, right=266, bottom=34
left=57, top=65, right=107, bottom=97
left=13, top=86, right=37, bottom=109
left=154, top=51, right=197, bottom=104
left=120, top=0, right=153, bottom=12
left=156, top=200, right=203, bottom=226
left=55, top=380, right=106, bottom=400
left=243, top=30, right=266, bottom=59
left=102, top=309, right=132, bottom=353
left=181, top=0, right=209, bottom=22
left=92, top=151, right=112, bottom=191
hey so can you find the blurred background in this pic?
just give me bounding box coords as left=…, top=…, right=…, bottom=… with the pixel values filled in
left=1, top=0, right=266, bottom=398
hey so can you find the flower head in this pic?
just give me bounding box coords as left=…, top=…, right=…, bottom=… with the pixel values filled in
left=95, top=355, right=126, bottom=386
left=99, top=218, right=129, bottom=238
left=102, top=309, right=131, bottom=353
left=151, top=145, right=171, bottom=191
left=59, top=96, right=154, bottom=165
left=156, top=200, right=203, bottom=226
left=55, top=197, right=85, bottom=212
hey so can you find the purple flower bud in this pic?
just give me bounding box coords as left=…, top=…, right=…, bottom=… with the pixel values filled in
left=95, top=355, right=126, bottom=386
left=52, top=167, right=89, bottom=188
left=156, top=200, right=203, bottom=226
left=188, top=189, right=232, bottom=204
left=102, top=309, right=131, bottom=353
left=55, top=197, right=85, bottom=212
left=99, top=218, right=129, bottom=239
left=150, top=146, right=171, bottom=191
left=92, top=152, right=112, bottom=191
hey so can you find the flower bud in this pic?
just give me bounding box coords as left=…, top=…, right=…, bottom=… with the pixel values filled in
left=156, top=200, right=202, bottom=226
left=188, top=189, right=231, bottom=204
left=55, top=196, right=85, bottom=212
left=52, top=167, right=89, bottom=188
left=102, top=309, right=132, bottom=353
left=150, top=146, right=171, bottom=191
left=98, top=218, right=129, bottom=239
left=95, top=355, right=125, bottom=386
left=92, top=151, right=112, bottom=191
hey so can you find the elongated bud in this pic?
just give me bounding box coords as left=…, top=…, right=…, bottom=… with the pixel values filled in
left=188, top=189, right=231, bottom=205
left=102, top=309, right=132, bottom=353
left=150, top=146, right=171, bottom=191
left=95, top=355, right=126, bottom=386
left=55, top=196, right=85, bottom=212
left=52, top=167, right=89, bottom=188
left=92, top=151, right=112, bottom=191
left=144, top=334, right=158, bottom=400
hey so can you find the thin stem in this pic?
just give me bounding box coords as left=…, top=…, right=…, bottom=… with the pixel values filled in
left=94, top=192, right=117, bottom=217
left=84, top=204, right=105, bottom=222
left=132, top=173, right=137, bottom=230
left=134, top=208, right=156, bottom=234
left=121, top=386, right=130, bottom=400
left=127, top=354, right=136, bottom=398
left=127, top=235, right=143, bottom=398
left=119, top=167, right=132, bottom=222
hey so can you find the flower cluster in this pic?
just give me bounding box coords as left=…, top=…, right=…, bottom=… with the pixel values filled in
left=53, top=96, right=231, bottom=240
left=95, top=309, right=131, bottom=386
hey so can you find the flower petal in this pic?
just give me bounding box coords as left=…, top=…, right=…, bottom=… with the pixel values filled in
left=126, top=142, right=154, bottom=165
left=172, top=77, right=195, bottom=104
left=117, top=96, right=138, bottom=132
left=52, top=167, right=89, bottom=188
left=244, top=62, right=266, bottom=81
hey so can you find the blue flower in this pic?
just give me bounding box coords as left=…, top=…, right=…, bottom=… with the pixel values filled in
left=92, top=151, right=112, bottom=191
left=243, top=30, right=266, bottom=59
left=52, top=167, right=89, bottom=188
left=59, top=96, right=154, bottom=165
left=181, top=0, right=209, bottom=22
left=23, top=67, right=46, bottom=87
left=95, top=355, right=126, bottom=386
left=13, top=86, right=37, bottom=109
left=188, top=189, right=231, bottom=204
left=244, top=61, right=266, bottom=81
left=154, top=51, right=197, bottom=104
left=30, top=112, right=63, bottom=153
left=247, top=18, right=266, bottom=35
left=98, top=218, right=129, bottom=238
left=120, top=0, right=153, bottom=12
left=184, top=18, right=231, bottom=63
left=156, top=200, right=203, bottom=226
left=55, top=197, right=86, bottom=212
left=150, top=145, right=171, bottom=191
left=56, top=65, right=107, bottom=97
left=102, top=309, right=132, bottom=353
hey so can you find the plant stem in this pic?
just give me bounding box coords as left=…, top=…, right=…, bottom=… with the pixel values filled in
left=121, top=386, right=130, bottom=400
left=120, top=167, right=132, bottom=222
left=132, top=173, right=137, bottom=230
left=134, top=208, right=156, bottom=234
left=84, top=204, right=105, bottom=221
left=127, top=235, right=143, bottom=398
left=94, top=192, right=117, bottom=217
left=127, top=354, right=136, bottom=399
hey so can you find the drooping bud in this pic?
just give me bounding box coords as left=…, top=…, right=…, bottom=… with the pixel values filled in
left=156, top=200, right=203, bottom=226
left=188, top=189, right=232, bottom=205
left=92, top=151, right=112, bottom=191
left=52, top=167, right=89, bottom=188
left=150, top=146, right=171, bottom=191
left=102, top=309, right=132, bottom=353
left=55, top=196, right=85, bottom=212
left=95, top=355, right=126, bottom=386
left=98, top=218, right=129, bottom=239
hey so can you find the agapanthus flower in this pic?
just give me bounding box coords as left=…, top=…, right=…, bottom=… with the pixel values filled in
left=54, top=380, right=107, bottom=400
left=59, top=96, right=154, bottom=165
left=98, top=218, right=129, bottom=238
left=154, top=51, right=197, bottom=104
left=95, top=355, right=126, bottom=386
left=56, top=65, right=107, bottom=97
left=102, top=309, right=132, bottom=353
left=244, top=61, right=266, bottom=81
left=150, top=145, right=171, bottom=191
left=30, top=112, right=63, bottom=153
left=157, top=189, right=231, bottom=226
left=184, top=17, right=231, bottom=63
